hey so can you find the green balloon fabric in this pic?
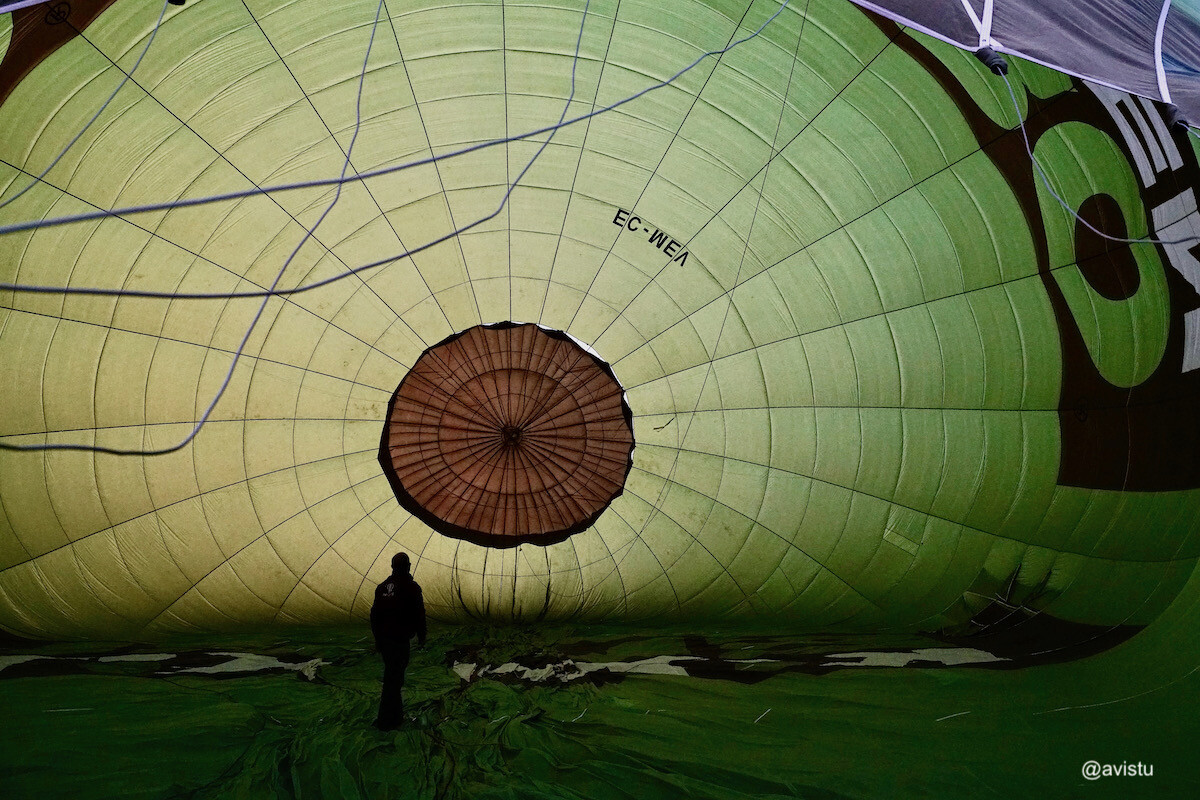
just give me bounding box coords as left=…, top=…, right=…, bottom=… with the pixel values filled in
left=0, top=0, right=1198, bottom=640
left=0, top=14, right=12, bottom=65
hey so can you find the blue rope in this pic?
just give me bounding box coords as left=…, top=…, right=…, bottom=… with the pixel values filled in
left=0, top=0, right=390, bottom=454
left=1002, top=73, right=1199, bottom=247
left=0, top=0, right=791, bottom=454
left=0, top=1, right=791, bottom=242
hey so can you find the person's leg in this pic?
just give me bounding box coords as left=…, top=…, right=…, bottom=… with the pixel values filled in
left=376, top=641, right=410, bottom=728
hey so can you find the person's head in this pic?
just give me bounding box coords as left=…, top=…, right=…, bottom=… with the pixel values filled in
left=391, top=552, right=411, bottom=574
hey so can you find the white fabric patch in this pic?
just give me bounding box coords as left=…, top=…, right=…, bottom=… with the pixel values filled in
left=173, top=653, right=327, bottom=679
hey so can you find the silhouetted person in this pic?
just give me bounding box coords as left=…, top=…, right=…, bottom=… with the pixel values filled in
left=370, top=552, right=426, bottom=729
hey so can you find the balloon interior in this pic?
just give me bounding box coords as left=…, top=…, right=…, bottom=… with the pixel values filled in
left=1, top=0, right=1198, bottom=797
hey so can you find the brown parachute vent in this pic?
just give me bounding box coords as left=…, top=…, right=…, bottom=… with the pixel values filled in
left=379, top=322, right=635, bottom=548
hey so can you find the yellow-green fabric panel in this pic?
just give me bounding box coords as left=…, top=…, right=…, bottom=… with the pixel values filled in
left=0, top=0, right=1196, bottom=638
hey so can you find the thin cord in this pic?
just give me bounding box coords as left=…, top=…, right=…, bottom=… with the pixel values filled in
left=0, top=0, right=791, bottom=243
left=0, top=0, right=173, bottom=211
left=1002, top=72, right=1199, bottom=247
left=0, top=0, right=390, bottom=455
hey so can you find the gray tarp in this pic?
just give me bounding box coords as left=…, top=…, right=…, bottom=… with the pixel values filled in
left=851, top=0, right=1200, bottom=126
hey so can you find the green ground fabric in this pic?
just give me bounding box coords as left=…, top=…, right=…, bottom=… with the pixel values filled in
left=3, top=585, right=1200, bottom=799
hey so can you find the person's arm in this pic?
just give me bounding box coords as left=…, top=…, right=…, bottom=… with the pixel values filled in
left=415, top=587, right=427, bottom=646
left=369, top=593, right=381, bottom=645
